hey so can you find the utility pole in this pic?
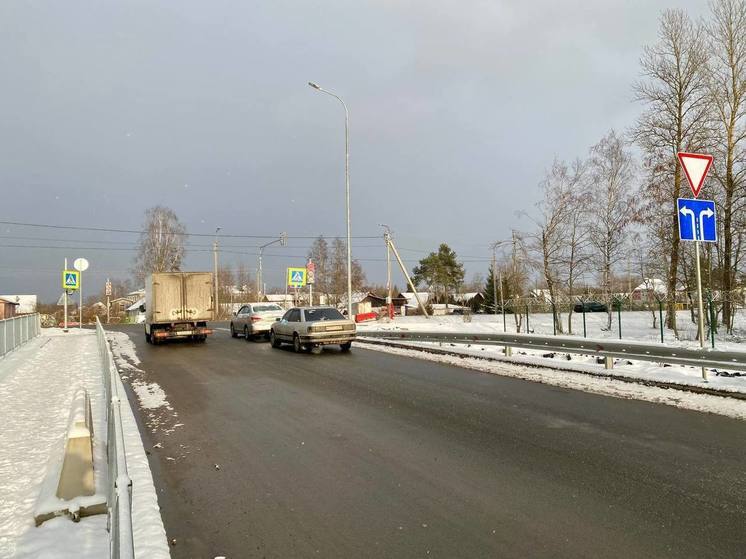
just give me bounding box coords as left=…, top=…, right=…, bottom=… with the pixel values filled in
left=214, top=227, right=220, bottom=319
left=499, top=269, right=506, bottom=333
left=387, top=233, right=429, bottom=318
left=490, top=243, right=498, bottom=316
left=380, top=224, right=393, bottom=319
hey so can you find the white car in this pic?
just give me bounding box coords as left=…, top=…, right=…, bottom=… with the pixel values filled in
left=270, top=306, right=356, bottom=353
left=230, top=303, right=285, bottom=340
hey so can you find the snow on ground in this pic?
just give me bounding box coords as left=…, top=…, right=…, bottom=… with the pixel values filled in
left=363, top=311, right=746, bottom=347
left=108, top=331, right=182, bottom=437
left=0, top=329, right=108, bottom=558
left=358, top=313, right=746, bottom=395
left=355, top=342, right=746, bottom=420
left=0, top=328, right=170, bottom=559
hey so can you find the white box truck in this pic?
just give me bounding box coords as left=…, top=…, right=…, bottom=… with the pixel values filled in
left=144, top=272, right=214, bottom=344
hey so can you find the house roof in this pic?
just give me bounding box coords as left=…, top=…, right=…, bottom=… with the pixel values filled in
left=126, top=298, right=145, bottom=312
left=0, top=297, right=20, bottom=305
left=632, top=278, right=667, bottom=294
left=399, top=292, right=431, bottom=306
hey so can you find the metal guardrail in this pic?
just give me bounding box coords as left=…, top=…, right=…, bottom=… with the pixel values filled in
left=358, top=330, right=746, bottom=372
left=0, top=313, right=41, bottom=357
left=95, top=317, right=135, bottom=559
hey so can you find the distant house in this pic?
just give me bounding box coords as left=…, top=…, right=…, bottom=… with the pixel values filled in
left=399, top=291, right=432, bottom=310
left=631, top=278, right=667, bottom=302
left=0, top=294, right=37, bottom=314
left=261, top=294, right=295, bottom=309
left=109, top=297, right=136, bottom=315
left=453, top=292, right=485, bottom=307
left=0, top=297, right=20, bottom=319
left=126, top=298, right=146, bottom=323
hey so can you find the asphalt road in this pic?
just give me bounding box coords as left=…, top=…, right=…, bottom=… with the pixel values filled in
left=110, top=323, right=746, bottom=559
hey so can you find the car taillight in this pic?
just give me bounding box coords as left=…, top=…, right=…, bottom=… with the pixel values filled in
left=251, top=316, right=262, bottom=321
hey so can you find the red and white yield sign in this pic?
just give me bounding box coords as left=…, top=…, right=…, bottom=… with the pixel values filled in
left=677, top=152, right=713, bottom=198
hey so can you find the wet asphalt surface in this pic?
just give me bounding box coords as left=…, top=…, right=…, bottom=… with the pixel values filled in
left=108, top=323, right=746, bottom=559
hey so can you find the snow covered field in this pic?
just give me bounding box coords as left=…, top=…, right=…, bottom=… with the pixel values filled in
left=358, top=314, right=746, bottom=398
left=0, top=328, right=169, bottom=559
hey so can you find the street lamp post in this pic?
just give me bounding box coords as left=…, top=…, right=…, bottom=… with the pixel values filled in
left=257, top=233, right=287, bottom=300
left=308, top=81, right=353, bottom=318
left=214, top=227, right=221, bottom=318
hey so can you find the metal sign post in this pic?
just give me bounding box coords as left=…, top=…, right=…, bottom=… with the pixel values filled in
left=105, top=279, right=112, bottom=324
left=64, top=258, right=68, bottom=332
left=677, top=150, right=715, bottom=382
left=306, top=260, right=315, bottom=307
left=73, top=258, right=89, bottom=329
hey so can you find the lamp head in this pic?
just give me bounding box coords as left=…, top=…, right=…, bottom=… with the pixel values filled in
left=308, top=81, right=321, bottom=90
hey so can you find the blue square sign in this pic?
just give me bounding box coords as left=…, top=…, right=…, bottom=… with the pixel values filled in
left=677, top=198, right=717, bottom=242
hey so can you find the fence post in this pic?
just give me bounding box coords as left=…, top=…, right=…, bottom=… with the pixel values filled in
left=709, top=296, right=716, bottom=349
left=525, top=304, right=529, bottom=334
left=582, top=306, right=587, bottom=338
left=658, top=301, right=664, bottom=343
left=551, top=303, right=556, bottom=336
left=616, top=301, right=622, bottom=340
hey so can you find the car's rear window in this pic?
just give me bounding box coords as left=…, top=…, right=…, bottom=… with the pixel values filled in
left=304, top=308, right=345, bottom=322
left=252, top=304, right=283, bottom=312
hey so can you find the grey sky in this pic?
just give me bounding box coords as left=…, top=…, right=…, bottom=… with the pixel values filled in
left=0, top=0, right=708, bottom=301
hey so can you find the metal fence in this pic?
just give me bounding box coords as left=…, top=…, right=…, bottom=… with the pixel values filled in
left=359, top=329, right=746, bottom=372
left=95, top=317, right=135, bottom=559
left=471, top=292, right=746, bottom=346
left=0, top=313, right=41, bottom=357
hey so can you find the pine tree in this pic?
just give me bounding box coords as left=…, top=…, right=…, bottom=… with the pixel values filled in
left=412, top=244, right=465, bottom=305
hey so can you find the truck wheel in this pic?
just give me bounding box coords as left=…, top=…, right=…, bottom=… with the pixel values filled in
left=230, top=323, right=238, bottom=338
left=340, top=341, right=352, bottom=352
left=293, top=334, right=303, bottom=353
left=270, top=330, right=281, bottom=348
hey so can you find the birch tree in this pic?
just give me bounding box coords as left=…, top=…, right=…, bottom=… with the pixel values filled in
left=706, top=0, right=746, bottom=331
left=632, top=9, right=710, bottom=331
left=586, top=130, right=638, bottom=330
left=133, top=206, right=187, bottom=282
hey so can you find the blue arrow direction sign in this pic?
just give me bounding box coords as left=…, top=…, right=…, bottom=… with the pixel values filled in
left=677, top=198, right=717, bottom=242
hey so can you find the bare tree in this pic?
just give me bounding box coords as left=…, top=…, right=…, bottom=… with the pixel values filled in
left=706, top=0, right=746, bottom=332
left=526, top=159, right=584, bottom=334
left=557, top=160, right=591, bottom=334
left=235, top=263, right=254, bottom=300
left=133, top=206, right=187, bottom=282
left=307, top=236, right=330, bottom=302
left=329, top=238, right=366, bottom=305
left=586, top=130, right=638, bottom=330
left=632, top=9, right=710, bottom=331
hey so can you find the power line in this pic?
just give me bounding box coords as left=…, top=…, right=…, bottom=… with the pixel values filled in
left=0, top=220, right=380, bottom=239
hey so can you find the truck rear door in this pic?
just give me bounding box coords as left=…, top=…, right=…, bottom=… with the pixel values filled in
left=183, top=272, right=213, bottom=321
left=153, top=273, right=184, bottom=321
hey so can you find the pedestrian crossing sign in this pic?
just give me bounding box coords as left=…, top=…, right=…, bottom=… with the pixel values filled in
left=63, top=270, right=79, bottom=290
left=287, top=267, right=307, bottom=287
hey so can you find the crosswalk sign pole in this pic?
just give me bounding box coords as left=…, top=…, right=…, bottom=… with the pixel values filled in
left=63, top=258, right=68, bottom=333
